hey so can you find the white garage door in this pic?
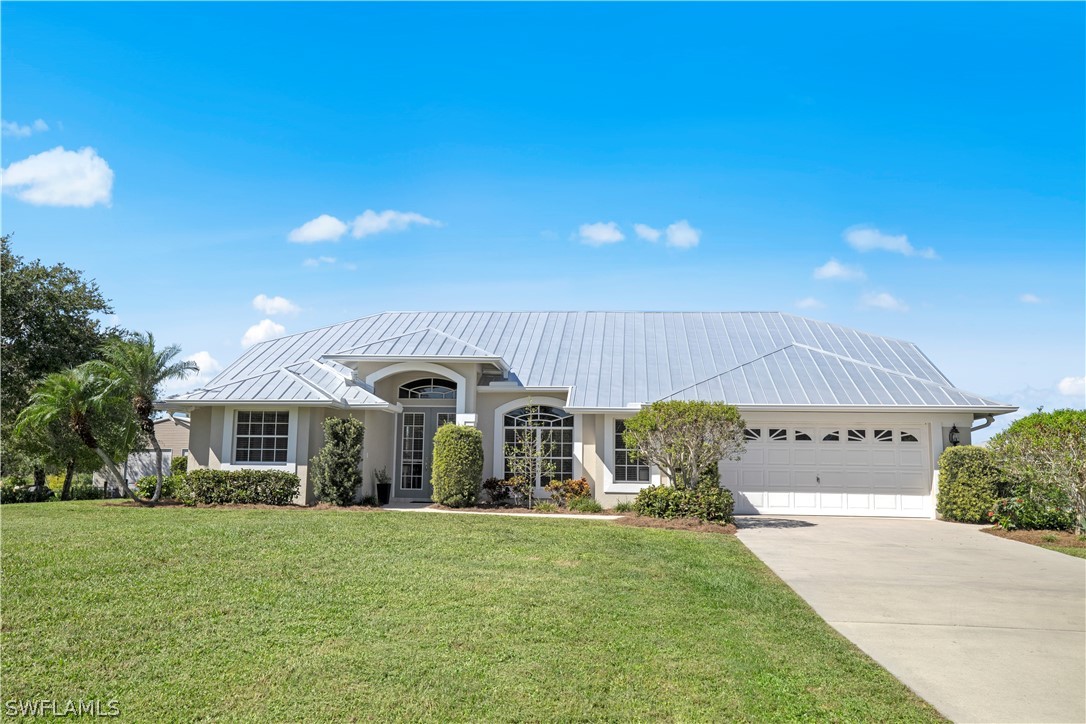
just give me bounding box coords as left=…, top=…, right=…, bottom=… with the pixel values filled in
left=720, top=424, right=932, bottom=518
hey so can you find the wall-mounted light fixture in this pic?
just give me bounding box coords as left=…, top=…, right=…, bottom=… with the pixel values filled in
left=948, top=425, right=961, bottom=446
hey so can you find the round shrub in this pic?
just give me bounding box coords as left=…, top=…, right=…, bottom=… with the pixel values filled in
left=937, top=446, right=1009, bottom=523
left=134, top=474, right=176, bottom=500
left=431, top=424, right=483, bottom=508
left=310, top=416, right=365, bottom=506
left=633, top=481, right=734, bottom=523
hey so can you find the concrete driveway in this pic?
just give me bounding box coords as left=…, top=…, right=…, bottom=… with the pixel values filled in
left=737, top=516, right=1086, bottom=724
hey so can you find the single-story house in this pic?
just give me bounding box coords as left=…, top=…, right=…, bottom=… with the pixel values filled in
left=159, top=311, right=1015, bottom=518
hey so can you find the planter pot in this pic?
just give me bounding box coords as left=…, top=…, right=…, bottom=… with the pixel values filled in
left=377, top=482, right=392, bottom=506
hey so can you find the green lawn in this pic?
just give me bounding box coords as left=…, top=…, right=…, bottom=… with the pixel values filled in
left=1045, top=545, right=1086, bottom=559
left=2, top=502, right=940, bottom=721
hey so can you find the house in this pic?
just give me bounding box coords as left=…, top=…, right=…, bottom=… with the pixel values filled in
left=158, top=312, right=1015, bottom=518
left=92, top=414, right=190, bottom=493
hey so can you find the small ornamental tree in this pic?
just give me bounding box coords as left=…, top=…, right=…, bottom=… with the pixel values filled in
left=503, top=404, right=557, bottom=509
left=310, top=416, right=365, bottom=506
left=622, top=401, right=745, bottom=490
left=988, top=409, right=1086, bottom=533
left=431, top=424, right=484, bottom=508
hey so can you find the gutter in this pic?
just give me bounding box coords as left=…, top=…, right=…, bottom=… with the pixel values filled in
left=971, top=414, right=996, bottom=433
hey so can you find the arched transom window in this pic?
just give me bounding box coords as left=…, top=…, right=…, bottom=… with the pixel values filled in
left=398, top=377, right=457, bottom=400
left=502, top=406, right=574, bottom=486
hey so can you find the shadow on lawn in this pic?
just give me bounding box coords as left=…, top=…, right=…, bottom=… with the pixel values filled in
left=735, top=516, right=817, bottom=530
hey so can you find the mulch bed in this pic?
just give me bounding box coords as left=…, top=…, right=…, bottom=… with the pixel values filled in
left=428, top=504, right=614, bottom=516
left=615, top=515, right=737, bottom=535
left=982, top=526, right=1086, bottom=548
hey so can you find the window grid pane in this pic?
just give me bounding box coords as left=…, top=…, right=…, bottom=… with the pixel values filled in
left=614, top=419, right=650, bottom=485
left=234, top=410, right=290, bottom=464
left=502, top=406, right=575, bottom=487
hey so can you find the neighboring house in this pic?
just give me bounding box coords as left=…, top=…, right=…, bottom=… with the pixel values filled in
left=158, top=312, right=1015, bottom=518
left=92, top=415, right=190, bottom=492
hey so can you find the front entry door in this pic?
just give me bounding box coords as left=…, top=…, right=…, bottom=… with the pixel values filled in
left=396, top=408, right=456, bottom=500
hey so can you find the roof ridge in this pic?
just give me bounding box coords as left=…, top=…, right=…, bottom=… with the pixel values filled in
left=662, top=344, right=797, bottom=400
left=332, top=325, right=500, bottom=357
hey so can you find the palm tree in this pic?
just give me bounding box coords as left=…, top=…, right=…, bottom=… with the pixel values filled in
left=15, top=367, right=140, bottom=501
left=86, top=333, right=198, bottom=502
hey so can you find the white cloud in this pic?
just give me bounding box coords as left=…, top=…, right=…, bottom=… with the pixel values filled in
left=351, top=209, right=442, bottom=239
left=1, top=146, right=113, bottom=207
left=860, top=292, right=909, bottom=312
left=160, top=351, right=222, bottom=395
left=795, top=297, right=825, bottom=310
left=633, top=223, right=661, bottom=242
left=1058, top=376, right=1085, bottom=398
left=844, top=225, right=936, bottom=259
left=241, top=319, right=286, bottom=347
left=813, top=258, right=866, bottom=281
left=288, top=214, right=348, bottom=243
left=665, top=220, right=701, bottom=249
left=303, top=255, right=337, bottom=267
left=186, top=350, right=222, bottom=377
left=252, top=294, right=299, bottom=315
left=577, top=221, right=625, bottom=246
left=1, top=118, right=48, bottom=137
left=1019, top=293, right=1042, bottom=304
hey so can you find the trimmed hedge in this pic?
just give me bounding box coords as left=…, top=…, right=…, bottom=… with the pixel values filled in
left=134, top=474, right=177, bottom=500
left=936, top=446, right=1009, bottom=524
left=171, top=455, right=188, bottom=476
left=431, top=425, right=483, bottom=508
left=633, top=480, right=735, bottom=523
left=184, top=469, right=300, bottom=505
left=310, top=416, right=365, bottom=506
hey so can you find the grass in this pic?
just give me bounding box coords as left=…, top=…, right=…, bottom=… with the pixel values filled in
left=2, top=502, right=940, bottom=721
left=982, top=526, right=1086, bottom=559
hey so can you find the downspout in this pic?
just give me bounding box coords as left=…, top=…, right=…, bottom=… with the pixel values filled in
left=970, top=415, right=995, bottom=433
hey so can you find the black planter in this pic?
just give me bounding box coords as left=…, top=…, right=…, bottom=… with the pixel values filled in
left=377, top=482, right=392, bottom=506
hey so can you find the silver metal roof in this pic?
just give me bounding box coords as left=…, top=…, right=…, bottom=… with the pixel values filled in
left=162, top=312, right=1013, bottom=412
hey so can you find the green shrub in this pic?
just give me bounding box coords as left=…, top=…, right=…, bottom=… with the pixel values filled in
left=633, top=479, right=735, bottom=523
left=185, top=469, right=300, bottom=505
left=69, top=483, right=103, bottom=501
left=310, top=417, right=365, bottom=506
left=544, top=477, right=590, bottom=507
left=171, top=455, right=188, bottom=476
left=937, top=446, right=1009, bottom=524
left=614, top=500, right=634, bottom=513
left=482, top=477, right=510, bottom=504
left=431, top=425, right=483, bottom=508
left=569, top=497, right=603, bottom=513
left=0, top=478, right=45, bottom=504
left=359, top=495, right=379, bottom=507
left=990, top=494, right=1075, bottom=531
left=533, top=501, right=558, bottom=513
left=134, top=474, right=177, bottom=500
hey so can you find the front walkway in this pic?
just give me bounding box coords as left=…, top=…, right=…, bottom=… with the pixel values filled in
left=737, top=516, right=1086, bottom=723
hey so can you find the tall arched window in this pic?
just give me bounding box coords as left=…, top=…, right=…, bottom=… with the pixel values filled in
left=398, top=377, right=457, bottom=400
left=502, top=406, right=574, bottom=486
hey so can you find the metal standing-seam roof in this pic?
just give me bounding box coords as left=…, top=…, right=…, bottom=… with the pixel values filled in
left=160, top=312, right=1014, bottom=412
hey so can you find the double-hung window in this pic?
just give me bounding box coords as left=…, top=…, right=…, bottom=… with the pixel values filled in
left=614, top=419, right=651, bottom=484
left=235, top=410, right=288, bottom=463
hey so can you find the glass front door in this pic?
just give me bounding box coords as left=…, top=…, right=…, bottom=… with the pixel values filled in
left=396, top=408, right=456, bottom=500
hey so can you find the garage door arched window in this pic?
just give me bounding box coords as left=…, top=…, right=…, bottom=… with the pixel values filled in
left=502, top=406, right=573, bottom=486
left=398, top=377, right=456, bottom=400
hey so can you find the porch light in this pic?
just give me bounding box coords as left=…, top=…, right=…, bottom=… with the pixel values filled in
left=948, top=425, right=961, bottom=446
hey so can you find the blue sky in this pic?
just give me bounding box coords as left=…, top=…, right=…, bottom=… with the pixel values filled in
left=3, top=2, right=1083, bottom=438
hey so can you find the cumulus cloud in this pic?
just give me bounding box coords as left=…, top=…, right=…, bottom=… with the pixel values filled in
left=1, top=118, right=49, bottom=137
left=795, top=297, right=825, bottom=310
left=1019, top=293, right=1042, bottom=304
left=1, top=146, right=113, bottom=207
left=351, top=209, right=442, bottom=238
left=844, top=225, right=936, bottom=259
left=634, top=223, right=661, bottom=242
left=860, top=292, right=909, bottom=312
left=577, top=221, right=625, bottom=246
left=665, top=220, right=701, bottom=249
left=160, top=351, right=223, bottom=395
left=288, top=214, right=348, bottom=243
left=1058, top=376, right=1086, bottom=398
left=241, top=319, right=286, bottom=347
left=252, top=294, right=300, bottom=316
left=813, top=258, right=866, bottom=281
left=303, top=255, right=337, bottom=267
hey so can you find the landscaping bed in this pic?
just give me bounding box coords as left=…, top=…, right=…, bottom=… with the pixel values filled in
left=982, top=526, right=1086, bottom=559
left=1, top=501, right=940, bottom=721
left=616, top=514, right=737, bottom=535
left=428, top=503, right=616, bottom=516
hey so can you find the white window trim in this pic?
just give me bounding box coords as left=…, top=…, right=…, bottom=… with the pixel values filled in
left=602, top=414, right=661, bottom=494
left=221, top=405, right=298, bottom=473
left=365, top=362, right=467, bottom=414
left=492, top=397, right=581, bottom=490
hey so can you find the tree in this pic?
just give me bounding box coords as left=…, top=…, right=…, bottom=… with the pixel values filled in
left=85, top=333, right=198, bottom=502
left=1, top=235, right=120, bottom=477
left=12, top=414, right=100, bottom=500
left=988, top=409, right=1086, bottom=533
left=431, top=424, right=483, bottom=508
left=502, top=404, right=557, bottom=509
left=621, top=400, right=746, bottom=490
left=14, top=366, right=140, bottom=501
left=309, top=416, right=365, bottom=506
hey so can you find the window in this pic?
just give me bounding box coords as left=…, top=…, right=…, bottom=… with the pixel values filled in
left=398, top=377, right=456, bottom=400
left=794, top=431, right=812, bottom=441
left=822, top=430, right=840, bottom=442
left=503, top=406, right=574, bottom=486
left=744, top=428, right=762, bottom=441
left=614, top=419, right=650, bottom=484
left=768, top=428, right=787, bottom=442
left=874, top=429, right=893, bottom=443
left=400, top=413, right=425, bottom=490
left=900, top=431, right=919, bottom=443
left=847, top=429, right=867, bottom=442
left=235, top=411, right=288, bottom=463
